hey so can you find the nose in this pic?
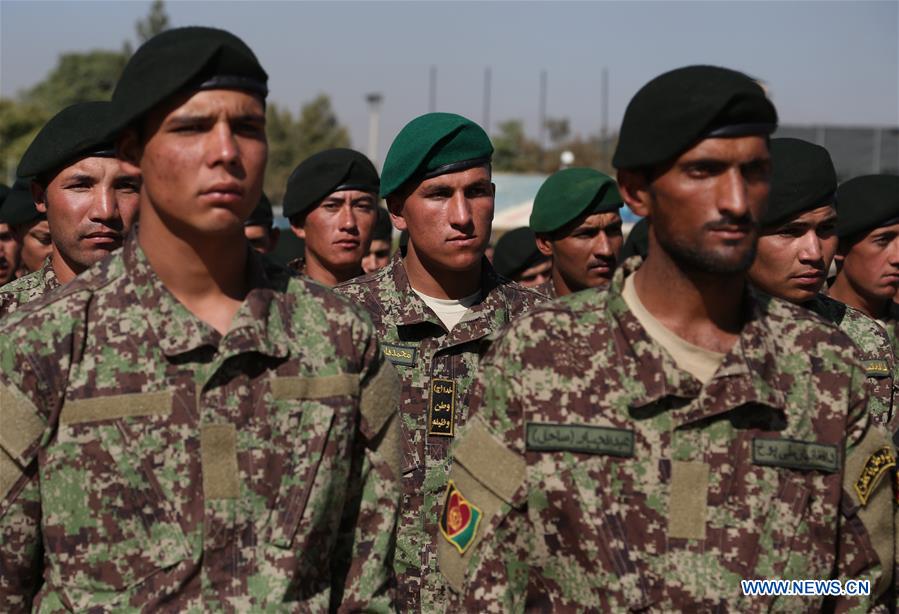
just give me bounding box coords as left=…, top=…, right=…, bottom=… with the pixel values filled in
left=592, top=231, right=613, bottom=258
left=447, top=192, right=474, bottom=230
left=888, top=237, right=899, bottom=266
left=717, top=168, right=750, bottom=219
left=337, top=203, right=359, bottom=233
left=797, top=229, right=823, bottom=263
left=90, top=185, right=120, bottom=223
left=208, top=121, right=241, bottom=169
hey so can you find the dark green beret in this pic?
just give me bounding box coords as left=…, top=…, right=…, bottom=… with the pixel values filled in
left=108, top=26, right=268, bottom=136
left=762, top=138, right=836, bottom=227
left=613, top=65, right=777, bottom=170
left=372, top=206, right=393, bottom=242
left=620, top=217, right=649, bottom=261
left=493, top=227, right=545, bottom=279
left=0, top=179, right=44, bottom=227
left=282, top=148, right=379, bottom=219
left=380, top=112, right=493, bottom=198
left=530, top=168, right=622, bottom=234
left=18, top=101, right=117, bottom=181
left=245, top=192, right=273, bottom=227
left=836, top=174, right=899, bottom=239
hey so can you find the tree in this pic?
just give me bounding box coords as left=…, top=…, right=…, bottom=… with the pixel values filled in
left=24, top=51, right=128, bottom=112
left=0, top=100, right=50, bottom=183
left=136, top=0, right=170, bottom=43
left=492, top=120, right=540, bottom=173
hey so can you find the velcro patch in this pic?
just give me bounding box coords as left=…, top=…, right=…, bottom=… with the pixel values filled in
left=854, top=445, right=896, bottom=507
left=61, top=390, right=173, bottom=425
left=439, top=479, right=483, bottom=554
left=863, top=359, right=890, bottom=378
left=381, top=343, right=417, bottom=368
left=752, top=437, right=839, bottom=473
left=526, top=423, right=634, bottom=457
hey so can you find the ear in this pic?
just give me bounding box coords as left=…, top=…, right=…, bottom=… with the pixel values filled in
left=30, top=181, right=48, bottom=214
left=617, top=169, right=651, bottom=218
left=535, top=233, right=554, bottom=257
left=290, top=224, right=305, bottom=240
left=117, top=128, right=143, bottom=177
left=386, top=195, right=408, bottom=231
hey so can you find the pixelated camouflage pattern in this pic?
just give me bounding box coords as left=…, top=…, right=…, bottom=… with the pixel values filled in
left=455, top=258, right=893, bottom=611
left=287, top=255, right=306, bottom=278
left=535, top=277, right=556, bottom=300
left=805, top=293, right=896, bottom=429
left=0, top=236, right=400, bottom=611
left=0, top=257, right=59, bottom=319
left=334, top=252, right=545, bottom=611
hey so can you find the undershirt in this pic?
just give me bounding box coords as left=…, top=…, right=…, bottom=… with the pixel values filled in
left=622, top=274, right=726, bottom=384
left=412, top=288, right=482, bottom=331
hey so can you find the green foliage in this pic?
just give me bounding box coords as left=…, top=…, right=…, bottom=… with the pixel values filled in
left=492, top=120, right=540, bottom=173
left=492, top=118, right=615, bottom=174
left=23, top=50, right=128, bottom=113
left=0, top=100, right=50, bottom=183
left=264, top=95, right=351, bottom=204
left=136, top=0, right=170, bottom=43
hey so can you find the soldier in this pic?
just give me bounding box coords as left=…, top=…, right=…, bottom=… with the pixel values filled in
left=362, top=206, right=394, bottom=274
left=748, top=138, right=896, bottom=429
left=1, top=179, right=50, bottom=277
left=829, top=175, right=899, bottom=356
left=621, top=215, right=650, bottom=261
left=444, top=65, right=895, bottom=610
left=282, top=148, right=380, bottom=286
left=492, top=227, right=551, bottom=289
left=0, top=183, right=22, bottom=286
left=0, top=26, right=401, bottom=611
left=335, top=112, right=545, bottom=611
left=243, top=192, right=280, bottom=255
left=530, top=167, right=625, bottom=298
left=0, top=101, right=141, bottom=317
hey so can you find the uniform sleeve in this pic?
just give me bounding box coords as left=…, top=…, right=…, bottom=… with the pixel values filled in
left=333, top=341, right=402, bottom=613
left=833, top=361, right=896, bottom=611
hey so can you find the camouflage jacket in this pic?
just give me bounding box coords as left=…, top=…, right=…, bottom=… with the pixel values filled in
left=287, top=255, right=306, bottom=277
left=805, top=293, right=897, bottom=430
left=535, top=277, right=557, bottom=300
left=334, top=253, right=545, bottom=611
left=0, top=236, right=402, bottom=612
left=445, top=260, right=895, bottom=612
left=0, top=257, right=59, bottom=318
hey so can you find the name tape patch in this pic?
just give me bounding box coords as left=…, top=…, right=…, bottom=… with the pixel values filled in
left=752, top=437, right=839, bottom=473
left=863, top=359, right=890, bottom=378
left=382, top=343, right=418, bottom=368
left=428, top=378, right=455, bottom=437
left=526, top=423, right=634, bottom=457
left=855, top=445, right=896, bottom=507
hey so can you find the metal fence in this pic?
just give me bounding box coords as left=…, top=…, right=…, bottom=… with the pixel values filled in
left=775, top=125, right=899, bottom=180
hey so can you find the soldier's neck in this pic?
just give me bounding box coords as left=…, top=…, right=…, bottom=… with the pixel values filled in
left=632, top=252, right=745, bottom=354
left=50, top=245, right=80, bottom=285
left=828, top=274, right=887, bottom=320
left=304, top=250, right=362, bottom=287
left=403, top=244, right=482, bottom=300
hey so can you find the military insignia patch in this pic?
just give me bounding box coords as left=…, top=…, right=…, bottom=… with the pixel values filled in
left=428, top=378, right=455, bottom=436
left=439, top=480, right=482, bottom=554
left=752, top=437, right=839, bottom=473
left=382, top=343, right=417, bottom=367
left=863, top=359, right=890, bottom=378
left=855, top=445, right=896, bottom=507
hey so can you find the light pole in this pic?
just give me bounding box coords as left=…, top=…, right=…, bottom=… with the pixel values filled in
left=365, top=93, right=383, bottom=170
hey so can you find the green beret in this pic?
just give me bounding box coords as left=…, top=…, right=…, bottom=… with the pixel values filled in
left=18, top=101, right=117, bottom=181
left=380, top=112, right=493, bottom=198
left=372, top=206, right=393, bottom=242
left=530, top=168, right=622, bottom=234
left=613, top=65, right=777, bottom=170
left=244, top=192, right=273, bottom=227
left=836, top=174, right=899, bottom=239
left=282, top=148, right=379, bottom=219
left=493, top=227, right=545, bottom=279
left=0, top=179, right=43, bottom=227
left=108, top=26, right=268, bottom=136
left=762, top=138, right=836, bottom=227
left=620, top=217, right=649, bottom=261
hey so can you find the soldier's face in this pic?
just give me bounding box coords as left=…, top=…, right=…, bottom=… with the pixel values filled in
left=0, top=222, right=21, bottom=285
left=33, top=157, right=140, bottom=275
left=16, top=219, right=52, bottom=274
left=244, top=224, right=279, bottom=254
left=516, top=257, right=552, bottom=288
left=621, top=136, right=771, bottom=275
left=749, top=205, right=837, bottom=303
left=838, top=222, right=899, bottom=304
left=389, top=166, right=494, bottom=274
left=294, top=190, right=376, bottom=275
left=124, top=89, right=267, bottom=237
left=537, top=211, right=623, bottom=293
left=362, top=239, right=392, bottom=274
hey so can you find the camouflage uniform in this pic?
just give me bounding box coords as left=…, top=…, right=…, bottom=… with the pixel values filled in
left=535, top=277, right=556, bottom=300
left=0, top=257, right=59, bottom=318
left=287, top=255, right=307, bottom=278
left=334, top=252, right=544, bottom=610
left=0, top=236, right=402, bottom=612
left=444, top=259, right=895, bottom=611
left=805, top=294, right=896, bottom=430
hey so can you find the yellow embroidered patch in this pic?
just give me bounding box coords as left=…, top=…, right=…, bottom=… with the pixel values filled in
left=854, top=445, right=896, bottom=507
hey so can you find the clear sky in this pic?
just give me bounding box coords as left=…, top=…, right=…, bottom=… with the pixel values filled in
left=2, top=1, right=897, bottom=163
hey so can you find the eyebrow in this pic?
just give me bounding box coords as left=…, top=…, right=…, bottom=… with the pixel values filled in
left=63, top=173, right=97, bottom=183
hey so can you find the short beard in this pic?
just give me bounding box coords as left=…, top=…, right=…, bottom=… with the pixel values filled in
left=655, top=221, right=758, bottom=275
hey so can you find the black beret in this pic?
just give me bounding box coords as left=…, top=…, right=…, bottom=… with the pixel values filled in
left=282, top=149, right=379, bottom=219
left=493, top=227, right=545, bottom=279
left=0, top=183, right=10, bottom=208
left=836, top=174, right=899, bottom=239
left=245, top=192, right=273, bottom=227
left=762, top=138, right=836, bottom=227
left=620, top=217, right=649, bottom=261
left=613, top=65, right=777, bottom=170
left=372, top=206, right=393, bottom=242
left=0, top=178, right=44, bottom=227
left=18, top=101, right=117, bottom=181
left=108, top=26, right=268, bottom=136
